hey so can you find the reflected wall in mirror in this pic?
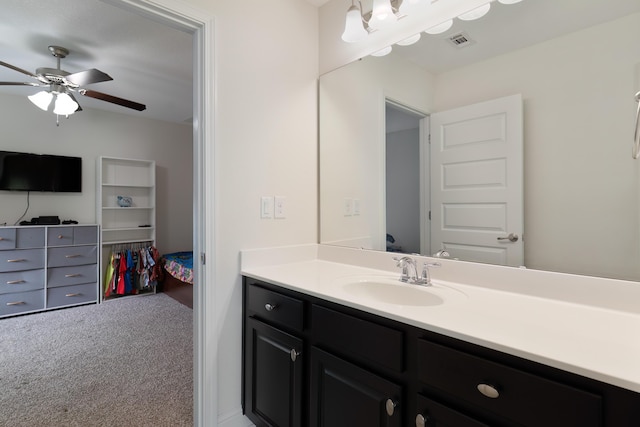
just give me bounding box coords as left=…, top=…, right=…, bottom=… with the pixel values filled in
left=319, top=0, right=640, bottom=281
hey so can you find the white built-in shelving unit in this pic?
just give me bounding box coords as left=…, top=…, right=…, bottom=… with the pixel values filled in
left=97, top=156, right=156, bottom=301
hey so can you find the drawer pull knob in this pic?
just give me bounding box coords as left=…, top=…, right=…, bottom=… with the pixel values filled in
left=385, top=399, right=398, bottom=417
left=65, top=293, right=82, bottom=297
left=290, top=349, right=300, bottom=362
left=0, top=237, right=4, bottom=241
left=6, top=280, right=26, bottom=285
left=7, top=259, right=26, bottom=263
left=415, top=414, right=429, bottom=427
left=264, top=303, right=277, bottom=312
left=65, top=254, right=82, bottom=258
left=6, top=301, right=25, bottom=306
left=477, top=383, right=500, bottom=398
left=58, top=235, right=64, bottom=239
left=65, top=273, right=82, bottom=278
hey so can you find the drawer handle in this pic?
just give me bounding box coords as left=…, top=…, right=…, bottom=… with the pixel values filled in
left=65, top=293, right=82, bottom=297
left=6, top=280, right=26, bottom=285
left=7, top=259, right=26, bottom=263
left=415, top=414, right=430, bottom=427
left=264, top=303, right=277, bottom=312
left=65, top=254, right=82, bottom=258
left=65, top=273, right=82, bottom=278
left=6, top=301, right=26, bottom=306
left=385, top=398, right=398, bottom=417
left=290, top=349, right=300, bottom=362
left=477, top=383, right=500, bottom=399
left=57, top=235, right=65, bottom=239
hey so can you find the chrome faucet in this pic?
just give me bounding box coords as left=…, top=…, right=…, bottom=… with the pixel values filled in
left=394, top=256, right=440, bottom=286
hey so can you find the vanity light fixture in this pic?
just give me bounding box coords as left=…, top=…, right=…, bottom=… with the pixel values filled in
left=341, top=0, right=369, bottom=42
left=371, top=46, right=394, bottom=56
left=425, top=19, right=453, bottom=34
left=497, top=0, right=523, bottom=3
left=396, top=33, right=422, bottom=46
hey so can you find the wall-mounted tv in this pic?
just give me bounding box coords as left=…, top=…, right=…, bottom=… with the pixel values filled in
left=0, top=151, right=82, bottom=193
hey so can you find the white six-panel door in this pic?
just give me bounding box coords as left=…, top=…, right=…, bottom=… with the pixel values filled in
left=430, top=94, right=523, bottom=266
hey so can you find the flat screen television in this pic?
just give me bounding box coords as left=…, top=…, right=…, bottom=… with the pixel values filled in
left=0, top=151, right=82, bottom=192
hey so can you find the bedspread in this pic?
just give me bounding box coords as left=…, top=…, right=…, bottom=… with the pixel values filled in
left=163, top=251, right=193, bottom=284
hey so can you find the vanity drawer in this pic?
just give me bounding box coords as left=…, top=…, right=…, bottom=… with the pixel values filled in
left=0, top=269, right=44, bottom=294
left=0, top=249, right=45, bottom=272
left=417, top=339, right=602, bottom=427
left=47, top=264, right=97, bottom=288
left=246, top=283, right=304, bottom=332
left=0, top=289, right=45, bottom=316
left=312, top=304, right=404, bottom=373
left=47, top=282, right=97, bottom=308
left=417, top=394, right=489, bottom=427
left=48, top=245, right=97, bottom=268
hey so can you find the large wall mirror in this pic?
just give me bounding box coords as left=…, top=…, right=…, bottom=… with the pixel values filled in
left=320, top=0, right=640, bottom=281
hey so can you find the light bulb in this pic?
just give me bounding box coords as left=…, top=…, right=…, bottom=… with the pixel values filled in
left=342, top=4, right=368, bottom=43
left=28, top=91, right=53, bottom=111
left=53, top=93, right=79, bottom=116
left=498, top=0, right=523, bottom=4
left=425, top=19, right=453, bottom=35
left=458, top=3, right=491, bottom=21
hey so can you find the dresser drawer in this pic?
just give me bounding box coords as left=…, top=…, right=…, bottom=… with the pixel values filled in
left=0, top=227, right=45, bottom=249
left=47, top=264, right=97, bottom=288
left=48, top=245, right=97, bottom=267
left=47, top=282, right=97, bottom=308
left=47, top=226, right=98, bottom=246
left=312, top=304, right=404, bottom=373
left=246, top=283, right=304, bottom=332
left=0, top=269, right=45, bottom=294
left=0, top=249, right=45, bottom=272
left=0, top=289, right=45, bottom=316
left=417, top=339, right=602, bottom=427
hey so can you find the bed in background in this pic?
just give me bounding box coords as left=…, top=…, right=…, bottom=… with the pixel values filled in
left=159, top=251, right=193, bottom=308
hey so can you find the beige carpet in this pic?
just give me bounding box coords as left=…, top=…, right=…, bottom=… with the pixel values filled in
left=0, top=293, right=193, bottom=427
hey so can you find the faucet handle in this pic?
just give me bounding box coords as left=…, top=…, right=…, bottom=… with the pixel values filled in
left=420, top=262, right=441, bottom=285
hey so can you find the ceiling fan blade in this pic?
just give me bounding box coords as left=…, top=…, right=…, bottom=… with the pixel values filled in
left=0, top=81, right=41, bottom=87
left=65, top=68, right=113, bottom=86
left=80, top=89, right=146, bottom=111
left=0, top=61, right=38, bottom=79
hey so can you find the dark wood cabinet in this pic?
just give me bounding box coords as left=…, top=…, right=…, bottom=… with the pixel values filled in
left=244, top=317, right=304, bottom=427
left=310, top=346, right=402, bottom=427
left=242, top=277, right=640, bottom=427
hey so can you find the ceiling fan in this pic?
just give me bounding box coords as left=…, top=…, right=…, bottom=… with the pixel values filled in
left=0, top=45, right=146, bottom=117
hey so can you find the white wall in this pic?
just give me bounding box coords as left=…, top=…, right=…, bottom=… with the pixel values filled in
left=433, top=13, right=640, bottom=280
left=0, top=93, right=193, bottom=254
left=174, top=0, right=319, bottom=423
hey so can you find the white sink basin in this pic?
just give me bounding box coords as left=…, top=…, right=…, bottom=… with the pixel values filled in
left=336, top=276, right=466, bottom=307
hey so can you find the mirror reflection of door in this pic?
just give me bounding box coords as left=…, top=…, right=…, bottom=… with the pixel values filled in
left=430, top=94, right=524, bottom=266
left=385, top=101, right=428, bottom=255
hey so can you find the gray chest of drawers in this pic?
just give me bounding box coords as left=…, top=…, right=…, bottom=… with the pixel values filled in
left=0, top=225, right=99, bottom=317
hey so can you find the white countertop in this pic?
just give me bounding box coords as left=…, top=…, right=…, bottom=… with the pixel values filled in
left=241, top=244, right=640, bottom=394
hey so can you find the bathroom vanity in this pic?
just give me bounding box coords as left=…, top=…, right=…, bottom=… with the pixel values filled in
left=241, top=245, right=640, bottom=427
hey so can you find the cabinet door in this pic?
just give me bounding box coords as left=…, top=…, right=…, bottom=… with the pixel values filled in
left=244, top=317, right=303, bottom=427
left=310, top=347, right=402, bottom=427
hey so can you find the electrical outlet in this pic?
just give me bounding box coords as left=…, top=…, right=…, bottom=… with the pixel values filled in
left=274, top=196, right=286, bottom=219
left=343, top=198, right=353, bottom=216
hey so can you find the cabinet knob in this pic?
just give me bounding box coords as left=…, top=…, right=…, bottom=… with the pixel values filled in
left=289, top=349, right=300, bottom=362
left=477, top=383, right=500, bottom=398
left=264, top=303, right=277, bottom=312
left=415, top=414, right=429, bottom=427
left=385, top=399, right=398, bottom=417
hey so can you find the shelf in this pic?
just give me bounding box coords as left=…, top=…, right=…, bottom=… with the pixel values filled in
left=103, top=227, right=155, bottom=232
left=102, top=238, right=155, bottom=245
left=101, top=183, right=153, bottom=188
left=102, top=207, right=154, bottom=210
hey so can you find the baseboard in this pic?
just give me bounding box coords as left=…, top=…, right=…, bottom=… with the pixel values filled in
left=218, top=407, right=254, bottom=427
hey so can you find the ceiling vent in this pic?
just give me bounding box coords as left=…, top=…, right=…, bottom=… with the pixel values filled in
left=447, top=32, right=475, bottom=49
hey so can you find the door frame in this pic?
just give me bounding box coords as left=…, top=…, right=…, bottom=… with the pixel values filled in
left=103, top=0, right=216, bottom=425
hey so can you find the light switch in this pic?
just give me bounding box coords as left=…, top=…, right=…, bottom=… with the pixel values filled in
left=274, top=196, right=286, bottom=219
left=261, top=196, right=274, bottom=219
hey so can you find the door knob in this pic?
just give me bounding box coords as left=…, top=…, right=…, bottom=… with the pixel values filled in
left=497, top=233, right=518, bottom=242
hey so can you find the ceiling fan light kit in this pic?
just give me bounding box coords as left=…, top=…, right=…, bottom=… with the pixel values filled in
left=0, top=45, right=146, bottom=125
